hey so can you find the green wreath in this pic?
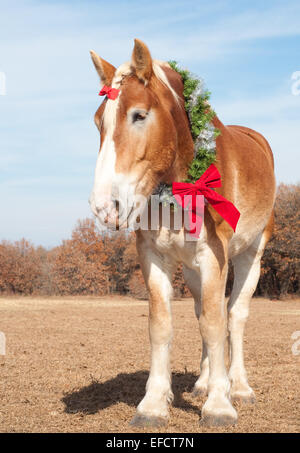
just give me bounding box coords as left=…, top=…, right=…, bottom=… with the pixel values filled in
left=168, top=61, right=219, bottom=183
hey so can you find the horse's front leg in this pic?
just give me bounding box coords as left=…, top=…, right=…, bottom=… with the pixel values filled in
left=131, top=240, right=174, bottom=428
left=198, top=245, right=237, bottom=426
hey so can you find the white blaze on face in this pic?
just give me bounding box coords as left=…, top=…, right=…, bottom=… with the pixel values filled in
left=89, top=87, right=120, bottom=219
left=91, top=135, right=117, bottom=207
left=90, top=129, right=147, bottom=227
left=90, top=68, right=146, bottom=226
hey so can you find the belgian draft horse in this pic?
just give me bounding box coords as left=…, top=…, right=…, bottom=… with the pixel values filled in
left=89, top=39, right=275, bottom=427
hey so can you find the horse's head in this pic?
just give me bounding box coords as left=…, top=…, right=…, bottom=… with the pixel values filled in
left=89, top=39, right=194, bottom=229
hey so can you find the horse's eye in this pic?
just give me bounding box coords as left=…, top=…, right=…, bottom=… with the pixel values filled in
left=132, top=111, right=147, bottom=123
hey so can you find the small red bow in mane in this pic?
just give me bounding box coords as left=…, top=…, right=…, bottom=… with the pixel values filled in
left=98, top=85, right=119, bottom=100
left=172, top=164, right=240, bottom=237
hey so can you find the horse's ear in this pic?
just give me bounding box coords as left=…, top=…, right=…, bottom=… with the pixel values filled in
left=90, top=50, right=116, bottom=86
left=131, top=39, right=152, bottom=84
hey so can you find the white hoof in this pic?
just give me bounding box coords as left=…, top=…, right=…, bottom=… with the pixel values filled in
left=130, top=413, right=168, bottom=428
left=230, top=381, right=256, bottom=404
left=201, top=395, right=238, bottom=427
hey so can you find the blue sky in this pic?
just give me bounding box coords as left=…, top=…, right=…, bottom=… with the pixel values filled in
left=0, top=0, right=299, bottom=247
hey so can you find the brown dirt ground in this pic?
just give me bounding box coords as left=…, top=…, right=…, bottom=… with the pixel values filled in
left=0, top=295, right=299, bottom=433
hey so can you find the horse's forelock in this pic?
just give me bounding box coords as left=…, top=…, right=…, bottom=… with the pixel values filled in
left=102, top=60, right=180, bottom=137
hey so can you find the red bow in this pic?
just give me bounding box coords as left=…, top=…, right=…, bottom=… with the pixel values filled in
left=98, top=85, right=119, bottom=100
left=172, top=164, right=240, bottom=237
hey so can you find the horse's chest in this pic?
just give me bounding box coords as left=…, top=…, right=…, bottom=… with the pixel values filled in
left=149, top=228, right=206, bottom=269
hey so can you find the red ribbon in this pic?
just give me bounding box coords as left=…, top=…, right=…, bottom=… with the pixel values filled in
left=172, top=164, right=240, bottom=237
left=98, top=85, right=119, bottom=100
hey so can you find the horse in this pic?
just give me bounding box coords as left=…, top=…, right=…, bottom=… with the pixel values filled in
left=89, top=39, right=276, bottom=427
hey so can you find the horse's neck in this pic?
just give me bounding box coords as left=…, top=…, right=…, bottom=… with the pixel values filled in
left=212, top=114, right=226, bottom=134
left=212, top=114, right=227, bottom=168
left=169, top=106, right=194, bottom=183
left=171, top=111, right=226, bottom=183
left=160, top=68, right=194, bottom=183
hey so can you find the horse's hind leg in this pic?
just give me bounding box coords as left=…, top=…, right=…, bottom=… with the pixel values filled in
left=228, top=216, right=273, bottom=403
left=183, top=266, right=209, bottom=397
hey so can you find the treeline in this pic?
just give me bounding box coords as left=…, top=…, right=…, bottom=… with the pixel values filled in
left=0, top=184, right=299, bottom=299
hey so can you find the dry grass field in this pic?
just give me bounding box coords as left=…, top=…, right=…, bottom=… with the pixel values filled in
left=0, top=295, right=299, bottom=433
